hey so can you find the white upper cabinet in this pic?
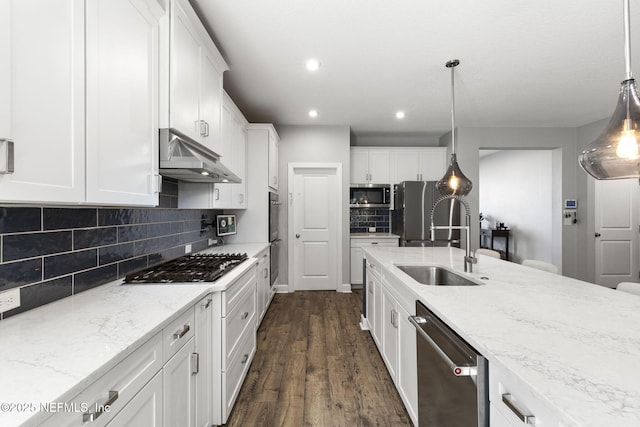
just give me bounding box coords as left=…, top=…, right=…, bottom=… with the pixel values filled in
left=166, top=0, right=228, bottom=155
left=85, top=0, right=163, bottom=206
left=350, top=148, right=390, bottom=184
left=390, top=147, right=447, bottom=183
left=178, top=93, right=248, bottom=210
left=0, top=0, right=162, bottom=206
left=0, top=0, right=85, bottom=203
left=268, top=130, right=279, bottom=190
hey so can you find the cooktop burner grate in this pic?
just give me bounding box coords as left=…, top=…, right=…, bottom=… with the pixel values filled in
left=124, top=253, right=248, bottom=284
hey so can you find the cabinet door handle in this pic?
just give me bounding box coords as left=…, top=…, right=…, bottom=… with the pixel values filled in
left=239, top=193, right=244, bottom=204
left=83, top=390, right=119, bottom=422
left=368, top=281, right=373, bottom=294
left=201, top=298, right=212, bottom=309
left=501, top=393, right=536, bottom=424
left=173, top=324, right=190, bottom=340
left=199, top=120, right=209, bottom=137
left=0, top=139, right=14, bottom=174
left=241, top=311, right=249, bottom=320
left=214, top=188, right=220, bottom=201
left=264, top=268, right=269, bottom=279
left=191, top=353, right=200, bottom=375
left=241, top=354, right=249, bottom=364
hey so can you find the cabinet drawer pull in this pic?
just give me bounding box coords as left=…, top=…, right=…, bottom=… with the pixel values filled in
left=173, top=324, right=190, bottom=340
left=501, top=393, right=536, bottom=424
left=241, top=354, right=249, bottom=364
left=83, top=390, right=118, bottom=422
left=241, top=311, right=249, bottom=320
left=202, top=298, right=212, bottom=309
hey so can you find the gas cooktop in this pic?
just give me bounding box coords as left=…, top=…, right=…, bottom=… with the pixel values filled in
left=124, top=253, right=248, bottom=284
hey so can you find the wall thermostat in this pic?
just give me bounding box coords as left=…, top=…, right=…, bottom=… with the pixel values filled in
left=564, top=199, right=577, bottom=209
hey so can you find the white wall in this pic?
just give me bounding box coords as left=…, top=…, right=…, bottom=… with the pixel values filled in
left=479, top=150, right=553, bottom=263
left=276, top=125, right=351, bottom=289
left=444, top=127, right=577, bottom=276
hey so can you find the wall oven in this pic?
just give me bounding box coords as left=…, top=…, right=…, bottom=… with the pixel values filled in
left=349, top=184, right=391, bottom=208
left=409, top=301, right=489, bottom=427
left=269, top=191, right=280, bottom=287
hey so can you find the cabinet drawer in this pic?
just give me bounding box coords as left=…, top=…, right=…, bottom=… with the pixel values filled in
left=223, top=326, right=256, bottom=418
left=350, top=238, right=399, bottom=248
left=222, top=265, right=256, bottom=317
left=490, top=364, right=560, bottom=426
left=42, top=332, right=163, bottom=427
left=163, top=306, right=195, bottom=363
left=223, top=283, right=256, bottom=367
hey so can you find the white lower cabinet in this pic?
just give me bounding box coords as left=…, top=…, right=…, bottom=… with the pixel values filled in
left=163, top=336, right=196, bottom=427
left=381, top=285, right=399, bottom=380
left=396, top=302, right=418, bottom=424
left=490, top=361, right=560, bottom=426
left=39, top=265, right=259, bottom=427
left=350, top=237, right=399, bottom=285
left=256, top=247, right=271, bottom=325
left=195, top=295, right=214, bottom=427
left=365, top=256, right=418, bottom=426
left=106, top=372, right=163, bottom=427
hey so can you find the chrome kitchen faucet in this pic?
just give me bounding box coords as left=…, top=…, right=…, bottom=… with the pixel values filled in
left=430, top=195, right=477, bottom=272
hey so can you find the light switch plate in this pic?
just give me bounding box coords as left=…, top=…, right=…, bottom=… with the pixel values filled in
left=185, top=244, right=192, bottom=254
left=0, top=288, right=20, bottom=313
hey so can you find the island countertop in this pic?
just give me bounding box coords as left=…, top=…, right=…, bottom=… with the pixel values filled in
left=362, top=245, right=640, bottom=427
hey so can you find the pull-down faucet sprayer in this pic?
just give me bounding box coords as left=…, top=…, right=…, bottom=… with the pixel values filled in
left=429, top=195, right=477, bottom=272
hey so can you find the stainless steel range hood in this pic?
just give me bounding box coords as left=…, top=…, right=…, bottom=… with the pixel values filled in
left=159, top=128, right=241, bottom=183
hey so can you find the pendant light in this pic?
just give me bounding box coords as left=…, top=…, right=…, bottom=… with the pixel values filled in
left=579, top=0, right=640, bottom=179
left=436, top=59, right=473, bottom=196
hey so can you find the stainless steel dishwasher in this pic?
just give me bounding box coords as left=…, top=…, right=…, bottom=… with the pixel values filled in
left=409, top=301, right=488, bottom=427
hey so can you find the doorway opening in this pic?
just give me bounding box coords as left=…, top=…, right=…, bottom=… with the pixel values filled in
left=479, top=149, right=562, bottom=269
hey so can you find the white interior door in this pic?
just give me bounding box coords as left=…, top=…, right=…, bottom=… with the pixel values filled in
left=594, top=179, right=640, bottom=287
left=289, top=164, right=341, bottom=291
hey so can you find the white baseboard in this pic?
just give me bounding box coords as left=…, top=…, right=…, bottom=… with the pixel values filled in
left=359, top=314, right=370, bottom=330
left=275, top=283, right=289, bottom=293
left=339, top=283, right=352, bottom=293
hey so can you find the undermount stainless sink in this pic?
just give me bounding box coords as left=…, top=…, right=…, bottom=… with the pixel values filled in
left=396, top=265, right=482, bottom=286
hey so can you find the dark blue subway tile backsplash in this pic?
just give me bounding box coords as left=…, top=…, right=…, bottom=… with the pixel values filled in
left=349, top=208, right=391, bottom=233
left=0, top=258, right=42, bottom=292
left=43, top=208, right=97, bottom=230
left=0, top=194, right=222, bottom=320
left=0, top=207, right=41, bottom=234
left=3, top=231, right=73, bottom=262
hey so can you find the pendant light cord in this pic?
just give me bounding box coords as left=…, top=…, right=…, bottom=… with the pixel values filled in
left=624, top=0, right=633, bottom=80
left=450, top=64, right=456, bottom=154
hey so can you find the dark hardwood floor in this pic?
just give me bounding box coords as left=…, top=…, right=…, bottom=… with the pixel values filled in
left=225, top=290, right=412, bottom=427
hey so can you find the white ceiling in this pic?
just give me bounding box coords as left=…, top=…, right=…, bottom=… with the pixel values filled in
left=192, top=0, right=640, bottom=140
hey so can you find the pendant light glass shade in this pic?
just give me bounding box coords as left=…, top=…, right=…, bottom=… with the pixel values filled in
left=436, top=153, right=474, bottom=196
left=579, top=0, right=640, bottom=179
left=437, top=59, right=473, bottom=196
left=579, top=79, right=640, bottom=179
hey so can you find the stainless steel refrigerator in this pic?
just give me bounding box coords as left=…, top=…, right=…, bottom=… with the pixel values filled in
left=392, top=181, right=461, bottom=247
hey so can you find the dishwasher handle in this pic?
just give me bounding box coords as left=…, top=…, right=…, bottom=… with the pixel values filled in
left=408, top=315, right=477, bottom=377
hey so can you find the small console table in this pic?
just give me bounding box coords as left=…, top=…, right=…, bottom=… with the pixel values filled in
left=480, top=228, right=510, bottom=260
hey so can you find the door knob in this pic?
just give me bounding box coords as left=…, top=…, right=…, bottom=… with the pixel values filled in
left=296, top=234, right=300, bottom=238
left=595, top=232, right=601, bottom=237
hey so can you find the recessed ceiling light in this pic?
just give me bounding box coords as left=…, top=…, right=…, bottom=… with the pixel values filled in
left=396, top=111, right=406, bottom=119
left=306, top=59, right=320, bottom=72
left=201, top=171, right=210, bottom=176
left=309, top=110, right=318, bottom=118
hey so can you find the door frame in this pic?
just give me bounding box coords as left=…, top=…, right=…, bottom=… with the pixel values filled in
left=287, top=162, right=343, bottom=292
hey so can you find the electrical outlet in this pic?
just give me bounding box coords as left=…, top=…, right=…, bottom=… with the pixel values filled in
left=368, top=227, right=376, bottom=233
left=0, top=288, right=20, bottom=313
left=208, top=238, right=216, bottom=246
left=185, top=244, right=192, bottom=254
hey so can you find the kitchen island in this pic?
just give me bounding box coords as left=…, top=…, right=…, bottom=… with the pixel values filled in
left=363, top=245, right=640, bottom=427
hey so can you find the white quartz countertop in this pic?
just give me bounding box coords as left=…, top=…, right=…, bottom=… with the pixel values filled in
left=0, top=242, right=269, bottom=427
left=363, top=246, right=640, bottom=427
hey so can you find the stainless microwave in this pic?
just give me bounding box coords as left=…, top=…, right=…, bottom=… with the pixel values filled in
left=350, top=184, right=391, bottom=208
